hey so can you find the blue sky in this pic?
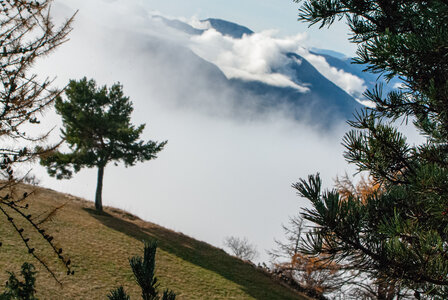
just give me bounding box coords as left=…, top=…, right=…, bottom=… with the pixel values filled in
left=131, top=0, right=357, bottom=56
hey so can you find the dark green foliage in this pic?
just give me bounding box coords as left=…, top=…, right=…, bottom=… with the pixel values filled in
left=109, top=241, right=176, bottom=300
left=129, top=241, right=176, bottom=300
left=0, top=263, right=37, bottom=300
left=41, top=78, right=167, bottom=211
left=130, top=241, right=159, bottom=300
left=107, top=287, right=130, bottom=300
left=161, top=290, right=176, bottom=300
left=294, top=0, right=448, bottom=297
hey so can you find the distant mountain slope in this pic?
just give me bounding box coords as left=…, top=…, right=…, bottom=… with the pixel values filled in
left=228, top=52, right=361, bottom=122
left=158, top=17, right=254, bottom=39
left=311, top=49, right=402, bottom=97
left=154, top=16, right=204, bottom=35
left=310, top=48, right=348, bottom=60
left=135, top=35, right=361, bottom=126
left=0, top=184, right=308, bottom=299
left=204, top=18, right=254, bottom=38
left=139, top=16, right=381, bottom=125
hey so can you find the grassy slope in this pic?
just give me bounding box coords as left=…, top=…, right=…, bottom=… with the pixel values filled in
left=0, top=184, right=307, bottom=299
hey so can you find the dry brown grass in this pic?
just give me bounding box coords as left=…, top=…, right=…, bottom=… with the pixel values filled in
left=0, top=184, right=307, bottom=299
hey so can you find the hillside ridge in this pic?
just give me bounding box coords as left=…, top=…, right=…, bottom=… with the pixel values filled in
left=0, top=184, right=309, bottom=299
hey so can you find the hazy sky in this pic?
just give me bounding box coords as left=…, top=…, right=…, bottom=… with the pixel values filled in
left=136, top=0, right=358, bottom=56
left=29, top=0, right=364, bottom=263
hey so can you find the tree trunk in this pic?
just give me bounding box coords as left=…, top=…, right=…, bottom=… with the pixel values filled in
left=95, top=165, right=104, bottom=212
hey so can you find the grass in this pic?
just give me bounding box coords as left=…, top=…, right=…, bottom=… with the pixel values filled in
left=0, top=184, right=308, bottom=299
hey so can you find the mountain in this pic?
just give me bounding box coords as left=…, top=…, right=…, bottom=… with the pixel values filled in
left=154, top=15, right=204, bottom=35
left=311, top=48, right=402, bottom=97
left=0, top=184, right=308, bottom=299
left=228, top=52, right=360, bottom=122
left=154, top=16, right=255, bottom=38
left=136, top=34, right=360, bottom=126
left=203, top=18, right=254, bottom=38
left=143, top=16, right=404, bottom=125
left=310, top=48, right=348, bottom=60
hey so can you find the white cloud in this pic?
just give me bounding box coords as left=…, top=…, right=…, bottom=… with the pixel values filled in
left=190, top=28, right=310, bottom=92
left=188, top=16, right=211, bottom=30
left=297, top=48, right=368, bottom=98
left=182, top=21, right=367, bottom=98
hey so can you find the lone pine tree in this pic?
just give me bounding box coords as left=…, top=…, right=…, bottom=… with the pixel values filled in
left=293, top=0, right=448, bottom=297
left=41, top=78, right=167, bottom=212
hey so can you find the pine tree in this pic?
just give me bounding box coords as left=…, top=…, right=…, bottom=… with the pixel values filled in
left=1, top=263, right=38, bottom=300
left=107, top=287, right=130, bottom=300
left=41, top=78, right=167, bottom=212
left=108, top=241, right=176, bottom=300
left=293, top=0, right=448, bottom=297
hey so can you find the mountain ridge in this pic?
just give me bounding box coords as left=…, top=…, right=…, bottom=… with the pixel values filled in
left=139, top=17, right=365, bottom=126
left=203, top=18, right=254, bottom=38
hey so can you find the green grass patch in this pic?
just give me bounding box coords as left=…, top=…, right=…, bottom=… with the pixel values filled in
left=0, top=185, right=307, bottom=299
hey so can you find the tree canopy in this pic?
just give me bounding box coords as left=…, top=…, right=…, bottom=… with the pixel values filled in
left=41, top=78, right=167, bottom=211
left=293, top=0, right=448, bottom=298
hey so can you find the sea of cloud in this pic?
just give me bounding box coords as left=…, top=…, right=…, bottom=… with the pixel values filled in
left=27, top=0, right=366, bottom=262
